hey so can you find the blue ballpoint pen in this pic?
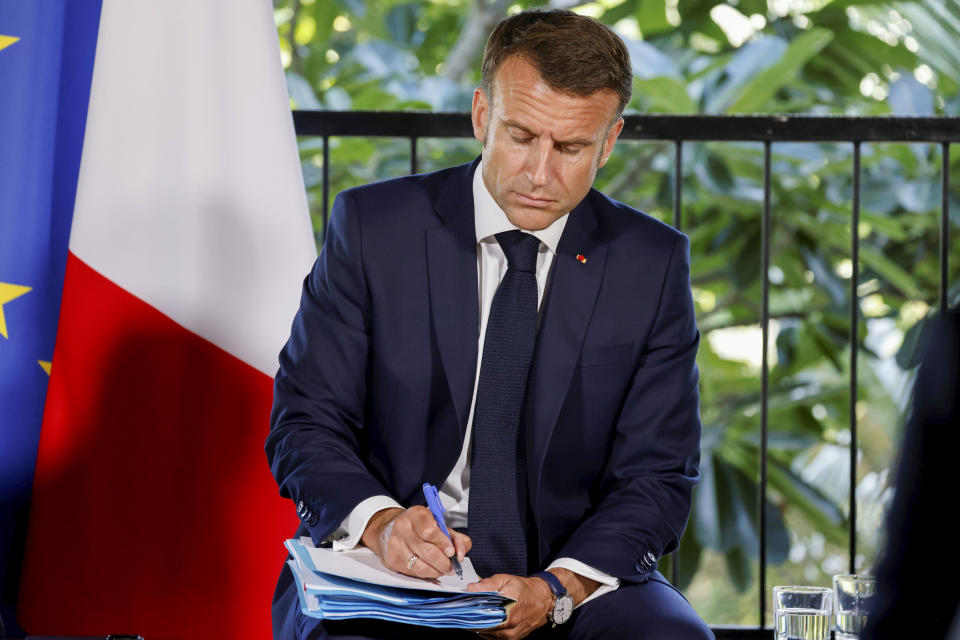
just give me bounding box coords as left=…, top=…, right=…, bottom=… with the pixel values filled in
left=422, top=482, right=464, bottom=579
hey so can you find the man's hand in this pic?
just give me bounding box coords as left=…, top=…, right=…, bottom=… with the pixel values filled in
left=360, top=506, right=471, bottom=579
left=467, top=574, right=553, bottom=639
left=468, top=568, right=602, bottom=639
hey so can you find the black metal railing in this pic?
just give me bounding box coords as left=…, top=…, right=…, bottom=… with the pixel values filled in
left=292, top=110, right=959, bottom=639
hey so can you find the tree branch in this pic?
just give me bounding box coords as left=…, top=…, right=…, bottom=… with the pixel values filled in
left=442, top=0, right=511, bottom=83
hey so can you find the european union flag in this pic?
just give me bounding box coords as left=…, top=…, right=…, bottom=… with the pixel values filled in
left=0, top=0, right=101, bottom=632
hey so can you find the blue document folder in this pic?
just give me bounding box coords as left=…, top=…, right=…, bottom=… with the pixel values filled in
left=285, top=538, right=512, bottom=629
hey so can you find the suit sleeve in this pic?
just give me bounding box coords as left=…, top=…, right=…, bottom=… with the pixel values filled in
left=556, top=233, right=701, bottom=582
left=265, top=190, right=392, bottom=545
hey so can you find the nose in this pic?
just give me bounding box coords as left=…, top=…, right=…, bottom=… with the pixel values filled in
left=523, top=140, right=555, bottom=188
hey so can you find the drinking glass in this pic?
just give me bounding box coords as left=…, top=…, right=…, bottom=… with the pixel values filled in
left=833, top=574, right=877, bottom=639
left=773, top=586, right=832, bottom=640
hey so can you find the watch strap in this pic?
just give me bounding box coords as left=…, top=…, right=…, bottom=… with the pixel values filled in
left=532, top=570, right=567, bottom=597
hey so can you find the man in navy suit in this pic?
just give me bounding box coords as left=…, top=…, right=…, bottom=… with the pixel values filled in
left=267, top=9, right=710, bottom=639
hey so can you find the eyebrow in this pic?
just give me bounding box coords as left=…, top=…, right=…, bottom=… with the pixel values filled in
left=502, top=119, right=595, bottom=147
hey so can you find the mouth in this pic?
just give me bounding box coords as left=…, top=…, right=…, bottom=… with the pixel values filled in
left=513, top=192, right=555, bottom=208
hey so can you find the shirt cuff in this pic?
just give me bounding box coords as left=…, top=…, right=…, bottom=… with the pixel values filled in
left=329, top=495, right=404, bottom=551
left=546, top=557, right=620, bottom=608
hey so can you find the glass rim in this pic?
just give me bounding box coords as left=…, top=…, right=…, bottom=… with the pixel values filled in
left=832, top=574, right=877, bottom=581
left=773, top=585, right=832, bottom=594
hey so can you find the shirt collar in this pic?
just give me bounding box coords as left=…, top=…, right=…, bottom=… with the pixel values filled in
left=472, top=159, right=568, bottom=254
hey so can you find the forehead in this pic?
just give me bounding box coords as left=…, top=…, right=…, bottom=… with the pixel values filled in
left=490, top=56, right=619, bottom=139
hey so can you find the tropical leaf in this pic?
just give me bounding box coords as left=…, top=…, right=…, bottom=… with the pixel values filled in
left=634, top=76, right=697, bottom=113
left=725, top=28, right=834, bottom=113
left=718, top=443, right=847, bottom=547
left=859, top=245, right=924, bottom=298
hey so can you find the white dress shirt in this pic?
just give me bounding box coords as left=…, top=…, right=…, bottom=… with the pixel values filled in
left=330, top=162, right=618, bottom=605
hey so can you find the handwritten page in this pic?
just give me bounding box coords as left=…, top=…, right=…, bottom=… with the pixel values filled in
left=298, top=537, right=484, bottom=593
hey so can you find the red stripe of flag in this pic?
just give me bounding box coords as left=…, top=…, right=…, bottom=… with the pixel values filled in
left=19, top=252, right=296, bottom=638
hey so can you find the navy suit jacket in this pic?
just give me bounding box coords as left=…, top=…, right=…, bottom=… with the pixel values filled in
left=266, top=158, right=701, bottom=585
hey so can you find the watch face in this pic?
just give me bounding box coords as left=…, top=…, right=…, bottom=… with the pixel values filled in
left=553, top=594, right=574, bottom=624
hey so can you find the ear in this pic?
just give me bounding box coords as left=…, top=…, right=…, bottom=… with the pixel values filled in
left=471, top=87, right=489, bottom=144
left=598, top=116, right=624, bottom=169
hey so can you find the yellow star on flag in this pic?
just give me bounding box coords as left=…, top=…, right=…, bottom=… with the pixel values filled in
left=38, top=360, right=52, bottom=375
left=0, top=282, right=32, bottom=339
left=0, top=35, right=20, bottom=52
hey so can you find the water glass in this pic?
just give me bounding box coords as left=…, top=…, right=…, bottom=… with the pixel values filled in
left=773, top=586, right=832, bottom=640
left=833, top=574, right=877, bottom=639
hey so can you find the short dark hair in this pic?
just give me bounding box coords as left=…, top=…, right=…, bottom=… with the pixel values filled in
left=481, top=9, right=633, bottom=117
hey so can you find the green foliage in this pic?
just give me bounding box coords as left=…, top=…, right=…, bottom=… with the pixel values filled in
left=276, top=0, right=960, bottom=624
left=725, top=28, right=834, bottom=113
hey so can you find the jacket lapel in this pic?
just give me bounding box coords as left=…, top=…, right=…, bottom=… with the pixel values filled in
left=527, top=195, right=607, bottom=512
left=426, top=161, right=480, bottom=441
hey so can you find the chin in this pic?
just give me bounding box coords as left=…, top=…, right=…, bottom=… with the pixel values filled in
left=506, top=208, right=562, bottom=231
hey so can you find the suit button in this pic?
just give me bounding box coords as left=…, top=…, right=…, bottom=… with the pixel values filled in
left=296, top=500, right=306, bottom=516
left=636, top=551, right=657, bottom=573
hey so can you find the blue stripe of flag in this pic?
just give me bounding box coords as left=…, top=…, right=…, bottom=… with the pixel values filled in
left=0, top=0, right=102, bottom=633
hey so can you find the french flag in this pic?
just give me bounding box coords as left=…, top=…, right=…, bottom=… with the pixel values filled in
left=13, top=1, right=315, bottom=636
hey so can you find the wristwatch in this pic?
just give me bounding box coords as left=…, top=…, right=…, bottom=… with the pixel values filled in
left=532, top=570, right=574, bottom=627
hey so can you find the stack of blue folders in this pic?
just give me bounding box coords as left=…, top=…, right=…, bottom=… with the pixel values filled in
left=285, top=537, right=513, bottom=629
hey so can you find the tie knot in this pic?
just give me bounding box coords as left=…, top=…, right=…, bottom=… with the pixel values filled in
left=495, top=230, right=541, bottom=273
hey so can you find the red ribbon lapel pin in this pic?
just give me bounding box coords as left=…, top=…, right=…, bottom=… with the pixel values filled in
left=576, top=254, right=587, bottom=264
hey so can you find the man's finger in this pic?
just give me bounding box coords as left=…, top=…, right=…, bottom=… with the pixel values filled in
left=407, top=506, right=456, bottom=556
left=466, top=578, right=495, bottom=593
left=408, top=537, right=453, bottom=576
left=467, top=574, right=509, bottom=593
left=383, top=534, right=444, bottom=579
left=396, top=537, right=446, bottom=578
left=493, top=576, right=525, bottom=601
left=381, top=510, right=451, bottom=576
left=450, top=530, right=471, bottom=561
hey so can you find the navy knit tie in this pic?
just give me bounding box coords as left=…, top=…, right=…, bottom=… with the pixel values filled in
left=469, top=230, right=541, bottom=577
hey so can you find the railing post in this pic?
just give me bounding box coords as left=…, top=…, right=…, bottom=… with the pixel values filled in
left=672, top=139, right=683, bottom=589
left=849, top=141, right=861, bottom=574
left=759, top=140, right=771, bottom=629
left=410, top=135, right=418, bottom=175
left=674, top=140, right=683, bottom=232
left=322, top=135, right=330, bottom=245
left=942, top=142, right=951, bottom=312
